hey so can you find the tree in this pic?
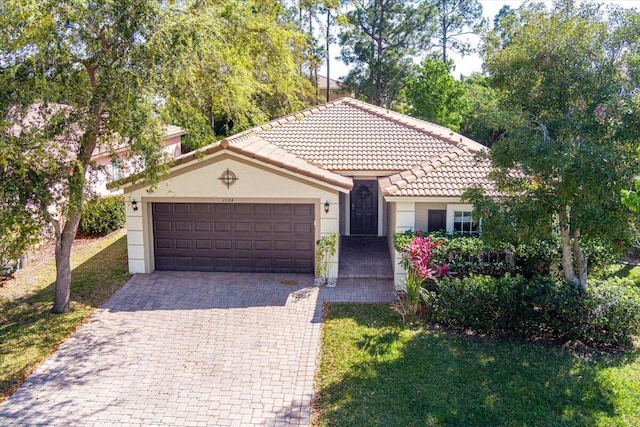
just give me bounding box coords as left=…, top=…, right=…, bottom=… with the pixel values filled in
left=428, top=0, right=484, bottom=62
left=468, top=1, right=640, bottom=291
left=458, top=74, right=513, bottom=146
left=0, top=1, right=170, bottom=312
left=161, top=0, right=313, bottom=152
left=339, top=0, right=435, bottom=107
left=403, top=58, right=467, bottom=131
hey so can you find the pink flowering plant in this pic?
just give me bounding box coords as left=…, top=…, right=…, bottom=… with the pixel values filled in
left=397, top=232, right=449, bottom=322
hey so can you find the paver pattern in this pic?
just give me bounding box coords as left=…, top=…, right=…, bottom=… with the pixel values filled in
left=0, top=272, right=395, bottom=426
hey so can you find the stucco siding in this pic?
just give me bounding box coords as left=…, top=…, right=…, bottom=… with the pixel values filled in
left=124, top=155, right=341, bottom=277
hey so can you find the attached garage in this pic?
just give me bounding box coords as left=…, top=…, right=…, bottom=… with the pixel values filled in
left=152, top=202, right=315, bottom=273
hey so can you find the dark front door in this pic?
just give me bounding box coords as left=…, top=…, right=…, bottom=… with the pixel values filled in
left=350, top=180, right=378, bottom=235
left=428, top=209, right=446, bottom=233
left=152, top=203, right=315, bottom=273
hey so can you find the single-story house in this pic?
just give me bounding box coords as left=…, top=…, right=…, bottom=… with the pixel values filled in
left=116, top=97, right=496, bottom=283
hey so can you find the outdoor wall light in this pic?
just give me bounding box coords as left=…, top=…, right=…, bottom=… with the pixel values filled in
left=324, top=200, right=330, bottom=214
left=131, top=199, right=138, bottom=212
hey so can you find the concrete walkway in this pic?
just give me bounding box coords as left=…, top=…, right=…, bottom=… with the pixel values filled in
left=0, top=272, right=395, bottom=426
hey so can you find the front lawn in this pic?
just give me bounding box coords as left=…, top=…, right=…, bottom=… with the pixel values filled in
left=314, top=304, right=640, bottom=427
left=0, top=230, right=130, bottom=402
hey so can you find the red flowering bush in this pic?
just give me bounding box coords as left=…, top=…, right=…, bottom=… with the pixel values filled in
left=396, top=232, right=448, bottom=322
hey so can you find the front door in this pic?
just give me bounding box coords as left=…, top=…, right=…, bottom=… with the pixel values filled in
left=350, top=180, right=378, bottom=235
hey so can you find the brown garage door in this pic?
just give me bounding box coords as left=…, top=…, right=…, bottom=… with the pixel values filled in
left=152, top=203, right=315, bottom=273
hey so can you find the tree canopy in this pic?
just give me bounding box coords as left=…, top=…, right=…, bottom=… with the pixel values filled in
left=339, top=0, right=435, bottom=107
left=428, top=0, right=484, bottom=62
left=468, top=0, right=640, bottom=290
left=0, top=0, right=170, bottom=312
left=403, top=58, right=467, bottom=131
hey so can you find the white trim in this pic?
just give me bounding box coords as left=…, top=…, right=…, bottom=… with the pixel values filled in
left=384, top=196, right=463, bottom=203
left=446, top=203, right=475, bottom=233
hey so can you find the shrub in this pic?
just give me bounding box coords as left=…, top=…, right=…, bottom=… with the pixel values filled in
left=79, top=195, right=126, bottom=236
left=431, top=274, right=640, bottom=350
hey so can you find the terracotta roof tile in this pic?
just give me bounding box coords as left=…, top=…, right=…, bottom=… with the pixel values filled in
left=227, top=98, right=483, bottom=172
left=380, top=150, right=498, bottom=198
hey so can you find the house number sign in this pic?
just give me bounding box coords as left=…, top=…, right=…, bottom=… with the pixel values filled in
left=218, top=168, right=238, bottom=189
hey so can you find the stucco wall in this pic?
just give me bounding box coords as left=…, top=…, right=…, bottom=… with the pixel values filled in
left=124, top=154, right=341, bottom=278
left=414, top=202, right=447, bottom=232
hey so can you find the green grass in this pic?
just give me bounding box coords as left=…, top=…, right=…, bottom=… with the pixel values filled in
left=0, top=230, right=130, bottom=402
left=314, top=304, right=640, bottom=427
left=605, top=263, right=640, bottom=283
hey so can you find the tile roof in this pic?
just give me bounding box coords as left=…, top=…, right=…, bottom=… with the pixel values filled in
left=378, top=150, right=498, bottom=197
left=244, top=97, right=485, bottom=172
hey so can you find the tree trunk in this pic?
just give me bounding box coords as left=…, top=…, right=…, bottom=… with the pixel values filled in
left=326, top=8, right=331, bottom=103
left=441, top=0, right=447, bottom=62
left=573, top=229, right=588, bottom=291
left=559, top=206, right=582, bottom=290
left=52, top=213, right=81, bottom=313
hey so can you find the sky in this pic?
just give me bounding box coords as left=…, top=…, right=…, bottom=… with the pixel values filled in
left=326, top=0, right=638, bottom=80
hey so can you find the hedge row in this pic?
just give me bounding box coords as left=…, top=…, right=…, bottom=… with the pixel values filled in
left=429, top=275, right=640, bottom=350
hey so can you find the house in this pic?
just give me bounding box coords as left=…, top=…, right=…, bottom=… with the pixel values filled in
left=88, top=124, right=185, bottom=196
left=115, top=98, right=496, bottom=283
left=317, top=75, right=353, bottom=102
left=7, top=103, right=185, bottom=197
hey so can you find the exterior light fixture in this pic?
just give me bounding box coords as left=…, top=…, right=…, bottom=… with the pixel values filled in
left=131, top=199, right=138, bottom=212
left=324, top=200, right=330, bottom=214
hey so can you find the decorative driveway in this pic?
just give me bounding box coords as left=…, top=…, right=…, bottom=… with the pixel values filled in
left=0, top=272, right=395, bottom=426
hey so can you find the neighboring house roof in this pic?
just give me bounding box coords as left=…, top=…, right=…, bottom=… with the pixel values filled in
left=316, top=75, right=344, bottom=90
left=378, top=149, right=498, bottom=197
left=8, top=103, right=184, bottom=161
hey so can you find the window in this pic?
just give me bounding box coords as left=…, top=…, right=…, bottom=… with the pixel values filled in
left=111, top=158, right=122, bottom=181
left=453, top=211, right=478, bottom=235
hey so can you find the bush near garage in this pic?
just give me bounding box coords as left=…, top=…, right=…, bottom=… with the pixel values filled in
left=79, top=195, right=126, bottom=236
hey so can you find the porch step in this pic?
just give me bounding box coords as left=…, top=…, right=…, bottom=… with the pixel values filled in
left=338, top=236, right=394, bottom=281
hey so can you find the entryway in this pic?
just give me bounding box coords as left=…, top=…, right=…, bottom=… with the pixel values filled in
left=338, top=236, right=394, bottom=280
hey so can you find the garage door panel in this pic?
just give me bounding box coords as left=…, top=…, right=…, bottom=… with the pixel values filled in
left=153, top=203, right=314, bottom=273
left=254, top=222, right=272, bottom=233
left=174, top=204, right=192, bottom=215
left=294, top=223, right=313, bottom=234
left=295, top=241, right=313, bottom=251
left=253, top=204, right=272, bottom=216
left=215, top=240, right=232, bottom=250
left=155, top=239, right=172, bottom=249
left=254, top=241, right=272, bottom=251
left=195, top=240, right=212, bottom=250
left=274, top=223, right=291, bottom=233
left=195, top=222, right=211, bottom=232
left=155, top=221, right=172, bottom=232
left=234, top=204, right=252, bottom=216
left=175, top=256, right=194, bottom=267
left=214, top=204, right=232, bottom=215
left=294, top=204, right=314, bottom=216
left=195, top=257, right=214, bottom=268
left=235, top=222, right=252, bottom=233
left=175, top=239, right=192, bottom=249
left=235, top=240, right=252, bottom=251
left=193, top=204, right=211, bottom=215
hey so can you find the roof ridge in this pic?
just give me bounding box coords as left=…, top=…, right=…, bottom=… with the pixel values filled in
left=342, top=98, right=485, bottom=153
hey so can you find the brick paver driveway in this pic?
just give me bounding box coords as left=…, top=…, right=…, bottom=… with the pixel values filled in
left=0, top=272, right=395, bottom=426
